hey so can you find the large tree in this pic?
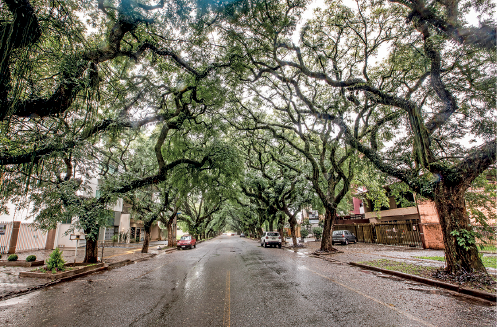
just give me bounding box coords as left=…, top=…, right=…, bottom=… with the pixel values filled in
left=224, top=0, right=495, bottom=272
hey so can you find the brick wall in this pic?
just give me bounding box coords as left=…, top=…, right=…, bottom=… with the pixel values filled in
left=417, top=199, right=444, bottom=249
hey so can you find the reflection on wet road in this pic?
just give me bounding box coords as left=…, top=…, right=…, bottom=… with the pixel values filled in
left=0, top=235, right=494, bottom=326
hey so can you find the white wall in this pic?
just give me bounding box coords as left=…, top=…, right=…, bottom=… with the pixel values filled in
left=54, top=223, right=86, bottom=249
left=120, top=214, right=130, bottom=233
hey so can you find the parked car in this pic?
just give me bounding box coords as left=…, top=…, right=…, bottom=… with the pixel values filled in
left=240, top=233, right=245, bottom=237
left=177, top=235, right=196, bottom=250
left=261, top=231, right=282, bottom=248
left=332, top=230, right=357, bottom=245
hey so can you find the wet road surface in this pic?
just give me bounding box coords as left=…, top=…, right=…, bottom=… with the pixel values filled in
left=0, top=235, right=495, bottom=326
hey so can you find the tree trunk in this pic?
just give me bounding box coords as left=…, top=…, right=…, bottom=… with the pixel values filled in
left=290, top=222, right=297, bottom=247
left=277, top=214, right=285, bottom=244
left=141, top=225, right=151, bottom=253
left=167, top=221, right=175, bottom=247
left=434, top=183, right=486, bottom=273
left=84, top=237, right=99, bottom=263
left=320, top=209, right=335, bottom=252
left=283, top=208, right=298, bottom=247
left=268, top=219, right=273, bottom=231
left=277, top=225, right=284, bottom=245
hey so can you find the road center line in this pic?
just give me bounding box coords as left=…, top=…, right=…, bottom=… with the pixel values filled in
left=223, top=270, right=231, bottom=327
left=304, top=267, right=437, bottom=327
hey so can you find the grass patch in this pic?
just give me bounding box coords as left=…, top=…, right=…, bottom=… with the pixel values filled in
left=31, top=267, right=76, bottom=274
left=359, top=259, right=496, bottom=293
left=415, top=256, right=497, bottom=269
left=478, top=244, right=497, bottom=253
left=415, top=256, right=445, bottom=262
left=482, top=256, right=497, bottom=269
left=358, top=259, right=437, bottom=278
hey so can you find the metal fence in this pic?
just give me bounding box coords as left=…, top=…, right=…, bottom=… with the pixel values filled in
left=0, top=221, right=13, bottom=254
left=335, top=220, right=423, bottom=248
left=16, top=223, right=47, bottom=251
left=0, top=221, right=47, bottom=253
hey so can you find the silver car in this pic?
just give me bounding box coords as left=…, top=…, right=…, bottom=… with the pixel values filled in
left=332, top=230, right=357, bottom=245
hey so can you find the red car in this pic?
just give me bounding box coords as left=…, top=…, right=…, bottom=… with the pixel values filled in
left=177, top=235, right=196, bottom=250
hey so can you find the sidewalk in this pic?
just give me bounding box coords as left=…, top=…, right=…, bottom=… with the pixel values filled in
left=0, top=241, right=171, bottom=299
left=283, top=239, right=497, bottom=273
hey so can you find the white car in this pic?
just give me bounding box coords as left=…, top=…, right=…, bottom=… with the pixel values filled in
left=261, top=231, right=282, bottom=248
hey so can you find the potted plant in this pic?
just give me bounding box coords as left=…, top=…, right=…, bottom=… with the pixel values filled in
left=313, top=227, right=323, bottom=240
left=300, top=228, right=309, bottom=242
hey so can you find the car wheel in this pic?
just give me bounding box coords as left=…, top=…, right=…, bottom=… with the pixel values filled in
left=261, top=242, right=263, bottom=247
left=264, top=242, right=268, bottom=248
left=332, top=241, right=335, bottom=245
left=278, top=244, right=282, bottom=248
left=194, top=244, right=196, bottom=248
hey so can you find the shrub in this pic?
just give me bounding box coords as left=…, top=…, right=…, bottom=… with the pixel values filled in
left=313, top=227, right=323, bottom=240
left=300, top=228, right=309, bottom=239
left=7, top=254, right=18, bottom=261
left=46, top=248, right=66, bottom=272
left=26, top=255, right=37, bottom=262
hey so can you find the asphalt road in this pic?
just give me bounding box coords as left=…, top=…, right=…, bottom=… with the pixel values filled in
left=0, top=235, right=495, bottom=326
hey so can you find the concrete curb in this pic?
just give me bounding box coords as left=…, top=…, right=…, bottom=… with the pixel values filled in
left=349, top=262, right=496, bottom=303
left=0, top=249, right=176, bottom=302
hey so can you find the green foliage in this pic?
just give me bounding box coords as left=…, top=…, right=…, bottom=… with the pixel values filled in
left=26, top=255, right=37, bottom=262
left=450, top=229, right=477, bottom=251
left=300, top=228, right=309, bottom=239
left=46, top=248, right=66, bottom=272
left=416, top=256, right=497, bottom=269
left=312, top=227, right=323, bottom=239
left=360, top=259, right=438, bottom=276
left=7, top=254, right=18, bottom=261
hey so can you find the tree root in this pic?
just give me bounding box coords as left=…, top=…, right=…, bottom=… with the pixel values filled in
left=312, top=248, right=343, bottom=255
left=432, top=268, right=496, bottom=291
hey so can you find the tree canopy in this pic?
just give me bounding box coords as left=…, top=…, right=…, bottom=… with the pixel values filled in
left=1, top=0, right=495, bottom=273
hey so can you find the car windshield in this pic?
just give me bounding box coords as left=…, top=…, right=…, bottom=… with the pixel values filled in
left=267, top=232, right=279, bottom=236
left=180, top=236, right=191, bottom=240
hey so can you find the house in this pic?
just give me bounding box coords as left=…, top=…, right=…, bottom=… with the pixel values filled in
left=347, top=187, right=444, bottom=249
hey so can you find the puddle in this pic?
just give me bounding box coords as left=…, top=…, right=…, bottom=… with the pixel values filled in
left=0, top=291, right=37, bottom=307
